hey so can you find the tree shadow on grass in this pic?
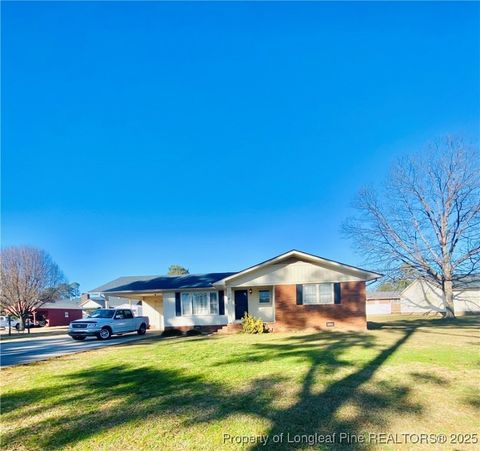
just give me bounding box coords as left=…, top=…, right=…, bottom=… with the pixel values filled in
left=410, top=371, right=449, bottom=385
left=246, top=327, right=419, bottom=450
left=368, top=315, right=480, bottom=331
left=2, top=328, right=422, bottom=450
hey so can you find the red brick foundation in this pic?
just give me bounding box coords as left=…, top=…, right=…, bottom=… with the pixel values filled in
left=163, top=325, right=227, bottom=335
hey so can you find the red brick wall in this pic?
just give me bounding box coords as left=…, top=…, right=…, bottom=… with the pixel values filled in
left=36, top=308, right=83, bottom=326
left=274, top=282, right=367, bottom=331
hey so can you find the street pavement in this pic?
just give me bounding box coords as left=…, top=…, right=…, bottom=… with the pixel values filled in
left=1, top=332, right=160, bottom=367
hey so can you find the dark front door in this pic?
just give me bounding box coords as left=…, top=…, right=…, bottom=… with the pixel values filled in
left=234, top=290, right=248, bottom=320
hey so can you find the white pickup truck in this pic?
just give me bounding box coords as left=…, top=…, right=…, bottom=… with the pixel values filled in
left=68, top=308, right=149, bottom=341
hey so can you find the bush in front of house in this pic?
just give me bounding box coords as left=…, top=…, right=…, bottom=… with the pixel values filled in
left=185, top=329, right=202, bottom=336
left=161, top=328, right=184, bottom=337
left=241, top=313, right=268, bottom=334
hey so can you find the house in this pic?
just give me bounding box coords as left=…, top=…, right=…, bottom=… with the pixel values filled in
left=366, top=291, right=401, bottom=315
left=366, top=276, right=480, bottom=315
left=33, top=299, right=83, bottom=326
left=80, top=293, right=143, bottom=316
left=400, top=277, right=480, bottom=314
left=90, top=250, right=381, bottom=332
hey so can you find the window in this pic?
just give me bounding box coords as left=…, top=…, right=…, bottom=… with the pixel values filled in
left=303, top=283, right=334, bottom=305
left=88, top=309, right=115, bottom=319
left=64, top=312, right=69, bottom=318
left=181, top=293, right=192, bottom=315
left=303, top=284, right=317, bottom=304
left=193, top=292, right=209, bottom=315
left=210, top=292, right=219, bottom=314
left=181, top=292, right=219, bottom=316
left=124, top=310, right=134, bottom=319
left=259, top=290, right=271, bottom=304
left=115, top=310, right=125, bottom=319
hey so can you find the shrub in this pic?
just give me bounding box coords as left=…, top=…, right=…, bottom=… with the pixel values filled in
left=241, top=313, right=268, bottom=334
left=185, top=329, right=202, bottom=336
left=161, top=328, right=184, bottom=337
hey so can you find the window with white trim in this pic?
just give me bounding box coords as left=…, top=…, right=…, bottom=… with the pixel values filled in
left=303, top=283, right=334, bottom=304
left=210, top=292, right=219, bottom=314
left=181, top=292, right=219, bottom=316
left=181, top=293, right=192, bottom=315
left=259, top=290, right=271, bottom=304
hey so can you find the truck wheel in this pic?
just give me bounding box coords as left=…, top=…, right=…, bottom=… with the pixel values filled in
left=97, top=327, right=112, bottom=340
left=72, top=336, right=86, bottom=341
left=137, top=323, right=147, bottom=335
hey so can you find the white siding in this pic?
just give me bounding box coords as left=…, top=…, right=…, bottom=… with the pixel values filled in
left=226, top=288, right=235, bottom=323
left=142, top=296, right=164, bottom=330
left=401, top=280, right=480, bottom=313
left=366, top=301, right=392, bottom=315
left=228, top=260, right=364, bottom=287
left=241, top=287, right=275, bottom=322
left=452, top=289, right=480, bottom=313
left=162, top=291, right=228, bottom=328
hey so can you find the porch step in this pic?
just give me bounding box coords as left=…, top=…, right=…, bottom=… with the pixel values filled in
left=215, top=323, right=243, bottom=335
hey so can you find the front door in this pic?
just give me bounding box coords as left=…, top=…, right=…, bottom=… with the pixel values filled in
left=234, top=290, right=248, bottom=320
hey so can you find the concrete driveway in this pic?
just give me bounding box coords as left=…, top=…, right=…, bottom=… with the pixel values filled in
left=1, top=332, right=161, bottom=367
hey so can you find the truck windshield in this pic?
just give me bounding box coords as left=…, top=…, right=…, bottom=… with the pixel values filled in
left=88, top=309, right=115, bottom=319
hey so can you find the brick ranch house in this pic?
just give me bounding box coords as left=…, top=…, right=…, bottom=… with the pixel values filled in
left=90, top=250, right=382, bottom=333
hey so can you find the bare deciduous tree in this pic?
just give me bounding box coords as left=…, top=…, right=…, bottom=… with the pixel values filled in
left=344, top=137, right=480, bottom=318
left=0, top=246, right=79, bottom=329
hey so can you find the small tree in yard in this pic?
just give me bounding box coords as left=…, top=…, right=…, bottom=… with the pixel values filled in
left=344, top=137, right=480, bottom=318
left=0, top=246, right=79, bottom=330
left=167, top=265, right=189, bottom=275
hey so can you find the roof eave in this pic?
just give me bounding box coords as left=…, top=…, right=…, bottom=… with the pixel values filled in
left=215, top=250, right=383, bottom=285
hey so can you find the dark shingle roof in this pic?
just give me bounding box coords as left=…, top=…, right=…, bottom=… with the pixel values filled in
left=454, top=275, right=480, bottom=290
left=91, top=272, right=237, bottom=293
left=366, top=291, right=401, bottom=300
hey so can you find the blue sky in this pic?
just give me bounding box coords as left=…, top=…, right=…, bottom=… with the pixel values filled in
left=2, top=2, right=479, bottom=291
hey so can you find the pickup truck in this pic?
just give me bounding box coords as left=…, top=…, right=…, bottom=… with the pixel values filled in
left=0, top=316, right=20, bottom=330
left=68, top=308, right=149, bottom=341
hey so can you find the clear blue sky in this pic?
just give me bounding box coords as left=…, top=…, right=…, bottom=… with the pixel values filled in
left=2, top=2, right=479, bottom=291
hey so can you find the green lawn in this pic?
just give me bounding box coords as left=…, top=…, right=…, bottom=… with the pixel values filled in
left=1, top=316, right=479, bottom=450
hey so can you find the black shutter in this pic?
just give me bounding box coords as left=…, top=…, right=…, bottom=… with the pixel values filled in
left=219, top=290, right=225, bottom=315
left=175, top=292, right=182, bottom=316
left=334, top=283, right=341, bottom=304
left=296, top=284, right=303, bottom=305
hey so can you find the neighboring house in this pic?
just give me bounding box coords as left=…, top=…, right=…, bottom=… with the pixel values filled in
left=400, top=277, right=480, bottom=314
left=34, top=299, right=83, bottom=326
left=366, top=291, right=401, bottom=315
left=90, top=250, right=381, bottom=332
left=366, top=276, right=480, bottom=315
left=80, top=293, right=143, bottom=316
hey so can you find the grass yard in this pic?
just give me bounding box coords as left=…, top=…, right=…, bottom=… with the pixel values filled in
left=1, top=316, right=479, bottom=450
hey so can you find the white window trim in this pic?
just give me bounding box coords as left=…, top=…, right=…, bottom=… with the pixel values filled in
left=303, top=283, right=334, bottom=305
left=259, top=289, right=271, bottom=304
left=181, top=291, right=219, bottom=316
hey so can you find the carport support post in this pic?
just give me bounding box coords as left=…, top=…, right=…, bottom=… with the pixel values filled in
left=105, top=295, right=110, bottom=309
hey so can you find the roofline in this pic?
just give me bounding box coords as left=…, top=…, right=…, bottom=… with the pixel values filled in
left=400, top=278, right=480, bottom=295
left=366, top=295, right=401, bottom=300
left=96, top=287, right=220, bottom=296
left=215, top=249, right=383, bottom=285
left=89, top=272, right=236, bottom=293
